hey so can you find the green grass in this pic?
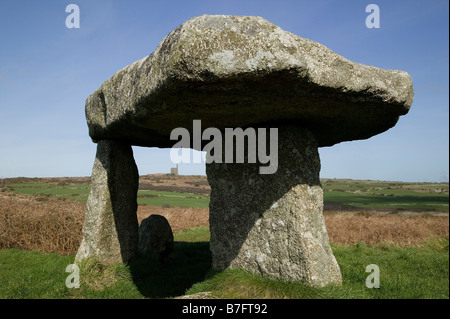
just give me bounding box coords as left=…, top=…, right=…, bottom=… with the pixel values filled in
left=0, top=249, right=74, bottom=298
left=321, top=179, right=448, bottom=192
left=0, top=227, right=448, bottom=299
left=186, top=237, right=449, bottom=299
left=6, top=183, right=210, bottom=208
left=5, top=183, right=90, bottom=202
left=5, top=179, right=448, bottom=211
left=331, top=240, right=449, bottom=299
left=321, top=179, right=449, bottom=211
left=370, top=189, right=448, bottom=197
left=174, top=226, right=211, bottom=242
left=324, top=191, right=449, bottom=212
left=137, top=190, right=210, bottom=208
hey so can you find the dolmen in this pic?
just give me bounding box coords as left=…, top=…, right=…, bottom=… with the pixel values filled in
left=76, top=15, right=413, bottom=287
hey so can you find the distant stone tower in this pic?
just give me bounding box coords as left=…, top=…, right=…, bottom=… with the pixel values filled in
left=170, top=164, right=178, bottom=175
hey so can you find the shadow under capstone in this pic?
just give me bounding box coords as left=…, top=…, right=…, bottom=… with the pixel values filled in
left=129, top=241, right=211, bottom=298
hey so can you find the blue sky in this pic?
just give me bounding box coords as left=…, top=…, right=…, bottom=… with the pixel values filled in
left=0, top=0, right=448, bottom=182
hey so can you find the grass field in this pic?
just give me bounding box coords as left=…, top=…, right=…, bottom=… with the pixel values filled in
left=324, top=191, right=448, bottom=212
left=138, top=190, right=209, bottom=208
left=321, top=179, right=448, bottom=212
left=0, top=176, right=448, bottom=299
left=0, top=227, right=448, bottom=299
left=3, top=183, right=210, bottom=208
left=3, top=177, right=449, bottom=212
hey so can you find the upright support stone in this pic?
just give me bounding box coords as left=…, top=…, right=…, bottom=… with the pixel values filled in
left=207, top=126, right=342, bottom=287
left=75, top=140, right=139, bottom=265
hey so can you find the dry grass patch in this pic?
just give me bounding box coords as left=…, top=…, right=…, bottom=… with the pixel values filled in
left=324, top=211, right=449, bottom=247
left=0, top=192, right=84, bottom=255
left=0, top=191, right=209, bottom=255
left=1, top=191, right=448, bottom=256
left=137, top=205, right=209, bottom=234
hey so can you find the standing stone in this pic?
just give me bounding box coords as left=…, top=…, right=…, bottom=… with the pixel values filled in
left=207, top=126, right=342, bottom=286
left=75, top=140, right=139, bottom=265
left=137, top=214, right=174, bottom=261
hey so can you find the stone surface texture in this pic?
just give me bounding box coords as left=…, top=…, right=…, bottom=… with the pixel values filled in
left=85, top=15, right=413, bottom=149
left=137, top=214, right=174, bottom=260
left=207, top=126, right=342, bottom=286
left=75, top=140, right=139, bottom=265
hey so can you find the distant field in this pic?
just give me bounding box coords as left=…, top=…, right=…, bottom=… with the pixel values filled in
left=3, top=182, right=210, bottom=208
left=324, top=190, right=448, bottom=212
left=321, top=179, right=448, bottom=212
left=2, top=176, right=448, bottom=212
left=137, top=190, right=209, bottom=208
left=2, top=183, right=90, bottom=202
